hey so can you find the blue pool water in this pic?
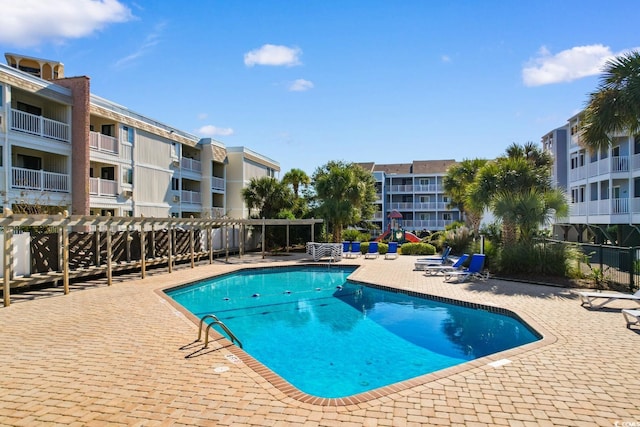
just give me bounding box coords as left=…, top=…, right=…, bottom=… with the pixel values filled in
left=166, top=266, right=540, bottom=398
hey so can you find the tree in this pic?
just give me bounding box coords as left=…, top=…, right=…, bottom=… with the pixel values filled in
left=313, top=161, right=376, bottom=242
left=443, top=158, right=487, bottom=236
left=282, top=168, right=310, bottom=198
left=468, top=143, right=564, bottom=247
left=581, top=50, right=640, bottom=152
left=241, top=177, right=293, bottom=218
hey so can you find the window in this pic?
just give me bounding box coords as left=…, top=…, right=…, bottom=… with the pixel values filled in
left=612, top=145, right=620, bottom=157
left=442, top=213, right=452, bottom=221
left=419, top=178, right=430, bottom=186
left=443, top=196, right=450, bottom=203
left=0, top=146, right=3, bottom=167
left=122, top=168, right=133, bottom=185
left=17, top=154, right=41, bottom=170
left=101, top=167, right=115, bottom=181
left=101, top=124, right=114, bottom=137
left=171, top=178, right=179, bottom=191
left=634, top=178, right=640, bottom=198
left=122, top=125, right=134, bottom=143
left=16, top=101, right=41, bottom=116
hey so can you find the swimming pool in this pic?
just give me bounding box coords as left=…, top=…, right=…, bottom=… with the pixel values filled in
left=166, top=266, right=540, bottom=398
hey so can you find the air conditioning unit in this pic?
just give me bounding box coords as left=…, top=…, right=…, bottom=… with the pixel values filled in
left=122, top=190, right=133, bottom=198
left=173, top=195, right=180, bottom=202
left=172, top=159, right=180, bottom=167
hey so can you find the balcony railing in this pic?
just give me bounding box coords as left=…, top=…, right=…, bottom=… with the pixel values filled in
left=12, top=167, right=70, bottom=192
left=413, top=184, right=442, bottom=193
left=11, top=109, right=70, bottom=143
left=89, top=131, right=119, bottom=154
left=181, top=190, right=201, bottom=204
left=569, top=197, right=632, bottom=216
left=402, top=219, right=455, bottom=229
left=89, top=178, right=118, bottom=196
left=211, top=176, right=225, bottom=192
left=181, top=157, right=202, bottom=173
left=388, top=202, right=449, bottom=211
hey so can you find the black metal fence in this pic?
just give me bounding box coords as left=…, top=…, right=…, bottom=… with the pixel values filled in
left=544, top=239, right=638, bottom=291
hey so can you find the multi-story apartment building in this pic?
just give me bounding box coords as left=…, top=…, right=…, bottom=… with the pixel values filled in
left=543, top=112, right=640, bottom=245
left=357, top=160, right=461, bottom=237
left=0, top=53, right=279, bottom=219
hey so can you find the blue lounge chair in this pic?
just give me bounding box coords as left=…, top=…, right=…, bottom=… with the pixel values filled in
left=385, top=242, right=399, bottom=259
left=443, top=254, right=487, bottom=282
left=424, top=253, right=469, bottom=275
left=342, top=241, right=351, bottom=257
left=349, top=241, right=361, bottom=258
left=414, top=246, right=453, bottom=270
left=365, top=241, right=379, bottom=259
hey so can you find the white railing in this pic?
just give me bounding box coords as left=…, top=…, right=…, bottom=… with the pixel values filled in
left=11, top=109, right=70, bottom=142
left=388, top=184, right=414, bottom=192
left=89, top=131, right=119, bottom=154
left=403, top=219, right=455, bottom=229
left=181, top=190, right=201, bottom=204
left=181, top=157, right=202, bottom=173
left=569, top=166, right=587, bottom=182
left=413, top=202, right=447, bottom=210
left=611, top=155, right=629, bottom=173
left=413, top=184, right=442, bottom=193
left=12, top=167, right=69, bottom=192
left=89, top=178, right=118, bottom=196
left=209, top=207, right=226, bottom=218
left=373, top=212, right=383, bottom=220
left=570, top=198, right=631, bottom=216
left=211, top=176, right=225, bottom=191
left=388, top=202, right=414, bottom=210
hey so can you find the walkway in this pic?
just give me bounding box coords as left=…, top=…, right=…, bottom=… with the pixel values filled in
left=1, top=253, right=638, bottom=426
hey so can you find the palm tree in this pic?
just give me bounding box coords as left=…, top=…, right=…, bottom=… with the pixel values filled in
left=581, top=50, right=640, bottom=152
left=282, top=168, right=310, bottom=198
left=468, top=143, right=563, bottom=247
left=241, top=177, right=293, bottom=218
left=313, top=161, right=376, bottom=242
left=443, top=158, right=487, bottom=236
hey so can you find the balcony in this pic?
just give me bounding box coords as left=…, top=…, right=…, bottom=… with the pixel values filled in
left=388, top=184, right=414, bottom=193
left=402, top=219, right=455, bottom=230
left=211, top=176, right=225, bottom=192
left=11, top=109, right=70, bottom=143
left=12, top=167, right=69, bottom=192
left=89, top=178, right=118, bottom=196
left=414, top=184, right=442, bottom=193
left=181, top=190, right=201, bottom=204
left=89, top=131, right=119, bottom=154
left=569, top=198, right=631, bottom=216
left=181, top=158, right=201, bottom=173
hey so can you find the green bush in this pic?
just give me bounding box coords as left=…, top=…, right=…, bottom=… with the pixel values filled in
left=342, top=229, right=361, bottom=242
left=398, top=242, right=436, bottom=255
left=360, top=241, right=370, bottom=254
left=378, top=242, right=388, bottom=255
left=442, top=226, right=473, bottom=256
left=497, top=241, right=570, bottom=276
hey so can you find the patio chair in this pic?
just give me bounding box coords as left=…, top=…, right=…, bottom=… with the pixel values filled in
left=443, top=254, right=487, bottom=283
left=342, top=241, right=351, bottom=257
left=349, top=241, right=362, bottom=258
left=424, top=253, right=469, bottom=276
left=577, top=289, right=640, bottom=310
left=622, top=309, right=640, bottom=329
left=365, top=241, right=379, bottom=259
left=385, top=242, right=399, bottom=259
left=414, top=246, right=452, bottom=270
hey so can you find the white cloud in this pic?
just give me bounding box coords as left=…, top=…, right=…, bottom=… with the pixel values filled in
left=196, top=113, right=208, bottom=120
left=244, top=44, right=302, bottom=67
left=441, top=55, right=451, bottom=63
left=0, top=0, right=133, bottom=47
left=289, top=79, right=314, bottom=92
left=197, top=125, right=234, bottom=137
left=522, top=44, right=630, bottom=87
left=114, top=21, right=165, bottom=68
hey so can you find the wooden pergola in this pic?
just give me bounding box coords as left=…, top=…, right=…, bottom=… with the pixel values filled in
left=1, top=213, right=323, bottom=307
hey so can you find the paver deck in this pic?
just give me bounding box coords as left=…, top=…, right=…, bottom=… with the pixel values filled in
left=1, top=253, right=639, bottom=426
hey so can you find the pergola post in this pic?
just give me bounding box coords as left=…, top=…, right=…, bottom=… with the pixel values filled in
left=106, top=217, right=112, bottom=286
left=62, top=217, right=69, bottom=294
left=262, top=218, right=266, bottom=259
left=3, top=220, right=12, bottom=307
left=140, top=220, right=146, bottom=279
left=167, top=223, right=173, bottom=273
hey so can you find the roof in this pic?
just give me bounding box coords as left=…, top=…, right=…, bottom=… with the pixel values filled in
left=358, top=160, right=458, bottom=175
left=411, top=159, right=458, bottom=174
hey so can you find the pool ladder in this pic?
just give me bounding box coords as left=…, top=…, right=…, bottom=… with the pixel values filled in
left=198, top=314, right=243, bottom=349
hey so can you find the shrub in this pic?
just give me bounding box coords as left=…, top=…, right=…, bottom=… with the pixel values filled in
left=497, top=241, right=570, bottom=276
left=398, top=242, right=436, bottom=255
left=342, top=229, right=361, bottom=242
left=442, top=226, right=473, bottom=256
left=378, top=242, right=388, bottom=255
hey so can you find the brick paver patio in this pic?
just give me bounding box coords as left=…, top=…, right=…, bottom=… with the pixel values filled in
left=1, top=253, right=639, bottom=426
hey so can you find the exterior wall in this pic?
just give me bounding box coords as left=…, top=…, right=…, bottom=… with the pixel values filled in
left=55, top=76, right=91, bottom=215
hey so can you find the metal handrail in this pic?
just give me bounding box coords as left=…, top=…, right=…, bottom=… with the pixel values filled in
left=198, top=314, right=243, bottom=349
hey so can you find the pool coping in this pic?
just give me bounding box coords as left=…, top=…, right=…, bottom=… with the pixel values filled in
left=155, top=263, right=557, bottom=407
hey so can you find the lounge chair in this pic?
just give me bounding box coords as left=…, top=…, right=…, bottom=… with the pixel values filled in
left=622, top=309, right=640, bottom=329
left=577, top=289, right=640, bottom=309
left=365, top=241, right=379, bottom=259
left=342, top=242, right=351, bottom=257
left=385, top=242, right=399, bottom=259
left=414, top=246, right=452, bottom=270
left=443, top=254, right=487, bottom=283
left=349, top=241, right=361, bottom=258
left=424, top=254, right=469, bottom=276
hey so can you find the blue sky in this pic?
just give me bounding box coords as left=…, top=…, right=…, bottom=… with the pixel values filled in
left=1, top=1, right=639, bottom=176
